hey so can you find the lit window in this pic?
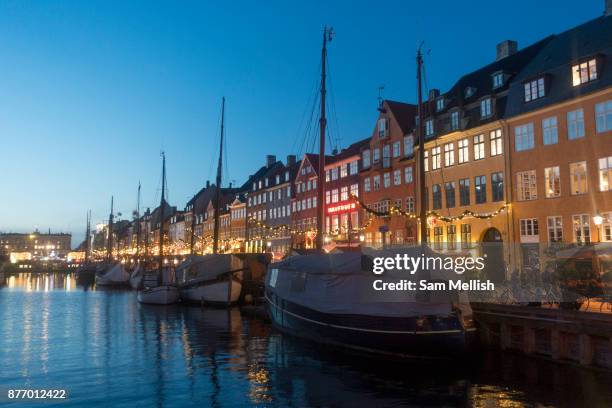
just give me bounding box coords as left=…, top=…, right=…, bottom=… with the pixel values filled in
left=572, top=214, right=590, bottom=245
left=517, top=170, right=537, bottom=201
left=461, top=224, right=472, bottom=249
left=444, top=143, right=454, bottom=166
left=350, top=183, right=359, bottom=197
left=547, top=216, right=563, bottom=243
left=544, top=166, right=560, bottom=198
left=572, top=58, right=597, bottom=86
left=520, top=218, right=539, bottom=238
left=349, top=160, right=358, bottom=175
left=595, top=100, right=612, bottom=133
left=473, top=134, right=485, bottom=160
left=599, top=156, right=612, bottom=192
left=490, top=129, right=502, bottom=156
left=331, top=189, right=339, bottom=203
left=515, top=123, right=534, bottom=151
left=340, top=164, right=348, bottom=178
left=524, top=77, right=545, bottom=102
left=567, top=109, right=585, bottom=140
left=340, top=186, right=348, bottom=201
left=569, top=161, right=588, bottom=195
left=431, top=146, right=441, bottom=170
left=406, top=197, right=415, bottom=213
left=458, top=138, right=469, bottom=163
left=542, top=117, right=558, bottom=145
left=424, top=150, right=429, bottom=172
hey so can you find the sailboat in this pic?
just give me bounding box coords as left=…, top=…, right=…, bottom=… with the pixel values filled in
left=177, top=97, right=261, bottom=305
left=264, top=30, right=475, bottom=357
left=75, top=210, right=97, bottom=285
left=137, top=152, right=180, bottom=304
left=129, top=182, right=144, bottom=290
left=96, top=196, right=130, bottom=286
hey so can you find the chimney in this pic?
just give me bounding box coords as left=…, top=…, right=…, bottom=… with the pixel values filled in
left=332, top=148, right=338, bottom=155
left=229, top=182, right=232, bottom=189
left=266, top=155, right=276, bottom=168
left=496, top=40, right=518, bottom=61
left=206, top=180, right=210, bottom=188
left=606, top=0, right=612, bottom=16
left=286, top=154, right=296, bottom=166
left=428, top=89, right=440, bottom=100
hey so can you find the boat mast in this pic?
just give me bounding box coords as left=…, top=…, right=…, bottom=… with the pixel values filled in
left=417, top=46, right=427, bottom=247
left=158, top=153, right=166, bottom=276
left=136, top=182, right=141, bottom=259
left=85, top=210, right=91, bottom=263
left=213, top=97, right=225, bottom=254
left=316, top=27, right=332, bottom=251
left=107, top=196, right=114, bottom=261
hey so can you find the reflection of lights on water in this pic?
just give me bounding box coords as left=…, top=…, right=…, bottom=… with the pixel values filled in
left=247, top=366, right=273, bottom=403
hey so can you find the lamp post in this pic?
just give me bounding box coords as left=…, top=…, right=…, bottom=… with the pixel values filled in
left=593, top=214, right=603, bottom=243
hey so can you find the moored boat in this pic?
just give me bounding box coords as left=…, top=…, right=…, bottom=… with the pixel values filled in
left=95, top=262, right=130, bottom=286
left=129, top=264, right=144, bottom=289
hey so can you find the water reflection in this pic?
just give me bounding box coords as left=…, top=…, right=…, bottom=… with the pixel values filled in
left=1, top=273, right=611, bottom=407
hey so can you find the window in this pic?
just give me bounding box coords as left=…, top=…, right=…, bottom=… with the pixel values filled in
left=547, top=216, right=563, bottom=243
left=524, top=77, right=545, bottom=102
left=490, top=129, right=502, bottom=156
left=431, top=146, right=441, bottom=170
left=473, top=134, right=485, bottom=160
left=340, top=186, right=348, bottom=201
left=404, top=135, right=414, bottom=157
left=520, top=218, right=539, bottom=238
left=331, top=167, right=338, bottom=180
left=285, top=171, right=290, bottom=182
left=424, top=150, right=429, bottom=172
left=373, top=175, right=380, bottom=191
left=325, top=171, right=330, bottom=182
left=542, top=117, right=558, bottom=145
left=465, top=87, right=475, bottom=99
left=331, top=189, right=339, bottom=203
left=517, top=170, right=537, bottom=201
left=544, top=166, right=561, bottom=198
left=515, top=123, right=534, bottom=151
left=445, top=182, right=456, bottom=208
left=444, top=143, right=455, bottom=166
left=393, top=169, right=401, bottom=186
left=432, top=184, right=442, bottom=209
left=461, top=224, right=471, bottom=249
left=480, top=98, right=492, bottom=118
left=382, top=144, right=391, bottom=168
left=373, top=148, right=380, bottom=163
left=447, top=225, right=457, bottom=250
left=573, top=214, right=590, bottom=245
left=340, top=164, right=348, bottom=178
left=350, top=183, right=359, bottom=197
left=599, top=156, right=612, bottom=192
left=383, top=172, right=391, bottom=188
left=378, top=118, right=389, bottom=138
left=425, top=119, right=434, bottom=137
left=364, top=177, right=371, bottom=192
left=433, top=227, right=443, bottom=250
left=450, top=111, right=460, bottom=131
left=602, top=213, right=612, bottom=242
left=572, top=58, right=597, bottom=86
left=475, top=175, right=486, bottom=204
left=406, top=197, right=415, bottom=213
left=459, top=178, right=470, bottom=206
left=349, top=160, right=358, bottom=175
left=458, top=138, right=469, bottom=163
left=570, top=161, right=588, bottom=195
left=404, top=166, right=413, bottom=183
left=393, top=141, right=401, bottom=158
left=567, top=109, right=585, bottom=140
left=492, top=72, right=504, bottom=88
left=491, top=172, right=504, bottom=202
left=362, top=150, right=371, bottom=168
left=595, top=100, right=612, bottom=133
left=436, top=98, right=444, bottom=111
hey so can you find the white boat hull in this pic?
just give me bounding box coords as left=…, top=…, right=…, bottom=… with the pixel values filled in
left=129, top=266, right=144, bottom=289
left=180, top=280, right=242, bottom=305
left=137, top=285, right=180, bottom=305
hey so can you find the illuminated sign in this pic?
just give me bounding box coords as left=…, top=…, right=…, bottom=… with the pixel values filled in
left=326, top=202, right=356, bottom=214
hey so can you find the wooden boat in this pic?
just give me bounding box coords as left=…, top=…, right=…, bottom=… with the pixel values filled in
left=95, top=262, right=130, bottom=286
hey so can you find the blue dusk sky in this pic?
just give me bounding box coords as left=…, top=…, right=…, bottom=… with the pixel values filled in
left=0, top=0, right=604, bottom=246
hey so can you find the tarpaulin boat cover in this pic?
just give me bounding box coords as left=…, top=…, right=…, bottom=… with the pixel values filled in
left=99, top=263, right=130, bottom=283
left=175, top=255, right=244, bottom=286
left=267, top=249, right=457, bottom=318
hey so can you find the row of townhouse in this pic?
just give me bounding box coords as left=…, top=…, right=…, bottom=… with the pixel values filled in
left=107, top=5, right=612, bottom=276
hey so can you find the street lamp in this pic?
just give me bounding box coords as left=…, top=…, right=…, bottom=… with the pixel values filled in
left=359, top=234, right=365, bottom=242
left=593, top=214, right=603, bottom=243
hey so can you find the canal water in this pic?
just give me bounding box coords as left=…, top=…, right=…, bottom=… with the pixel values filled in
left=1, top=272, right=612, bottom=408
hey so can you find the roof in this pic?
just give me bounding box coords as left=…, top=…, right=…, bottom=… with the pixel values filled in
left=506, top=15, right=612, bottom=117
left=327, top=137, right=370, bottom=164
left=384, top=100, right=418, bottom=135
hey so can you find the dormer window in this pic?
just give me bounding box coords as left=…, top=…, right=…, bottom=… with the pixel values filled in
left=436, top=98, right=444, bottom=112
left=425, top=119, right=434, bottom=137
left=524, top=77, right=545, bottom=102
left=450, top=111, right=460, bottom=131
left=480, top=98, right=492, bottom=118
left=464, top=87, right=476, bottom=99
left=492, top=72, right=504, bottom=89
left=378, top=118, right=389, bottom=138
left=572, top=58, right=598, bottom=86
